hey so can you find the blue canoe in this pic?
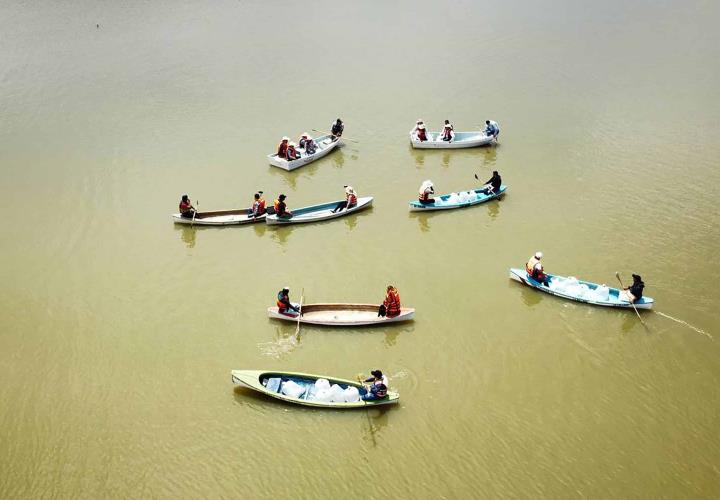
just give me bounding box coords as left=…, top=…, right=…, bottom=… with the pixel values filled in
left=266, top=196, right=373, bottom=225
left=408, top=185, right=506, bottom=211
left=509, top=268, right=654, bottom=309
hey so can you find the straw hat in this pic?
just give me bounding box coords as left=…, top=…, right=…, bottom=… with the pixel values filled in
left=344, top=185, right=355, bottom=195
left=535, top=251, right=543, bottom=259
left=282, top=136, right=289, bottom=141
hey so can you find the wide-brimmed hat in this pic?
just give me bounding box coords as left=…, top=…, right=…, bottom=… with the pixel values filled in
left=282, top=136, right=289, bottom=141
left=535, top=251, right=543, bottom=259
left=344, top=185, right=355, bottom=195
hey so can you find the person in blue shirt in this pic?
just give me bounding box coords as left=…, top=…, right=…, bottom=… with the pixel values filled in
left=361, top=383, right=388, bottom=401
left=484, top=119, right=500, bottom=139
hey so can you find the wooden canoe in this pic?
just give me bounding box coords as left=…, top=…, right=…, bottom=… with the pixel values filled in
left=267, top=134, right=340, bottom=171
left=267, top=303, right=415, bottom=326
left=409, top=130, right=495, bottom=149
left=265, top=196, right=373, bottom=225
left=509, top=268, right=654, bottom=309
left=172, top=209, right=266, bottom=226
left=231, top=369, right=400, bottom=408
left=409, top=185, right=506, bottom=211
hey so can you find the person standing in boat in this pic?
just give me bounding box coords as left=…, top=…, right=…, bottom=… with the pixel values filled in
left=304, top=135, right=317, bottom=155
left=298, top=132, right=309, bottom=149
left=484, top=119, right=500, bottom=140
left=331, top=118, right=344, bottom=140
left=331, top=185, right=357, bottom=213
left=378, top=285, right=401, bottom=318
left=179, top=195, right=196, bottom=219
left=286, top=142, right=300, bottom=160
left=441, top=120, right=454, bottom=141
left=619, top=274, right=645, bottom=303
left=276, top=287, right=300, bottom=316
left=274, top=194, right=292, bottom=218
left=481, top=170, right=502, bottom=195
left=526, top=252, right=549, bottom=286
left=418, top=180, right=435, bottom=204
left=277, top=136, right=290, bottom=159
left=249, top=191, right=266, bottom=218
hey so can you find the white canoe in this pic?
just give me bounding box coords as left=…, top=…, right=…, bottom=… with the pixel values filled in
left=265, top=196, right=373, bottom=225
left=172, top=209, right=266, bottom=226
left=409, top=130, right=495, bottom=149
left=267, top=303, right=415, bottom=326
left=267, top=134, right=340, bottom=171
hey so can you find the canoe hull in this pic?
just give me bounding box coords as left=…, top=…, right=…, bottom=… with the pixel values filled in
left=268, top=135, right=340, bottom=171
left=409, top=186, right=506, bottom=211
left=172, top=211, right=266, bottom=226
left=266, top=196, right=373, bottom=225
left=509, top=268, right=654, bottom=309
left=231, top=369, right=400, bottom=408
left=409, top=131, right=495, bottom=149
left=267, top=303, right=415, bottom=326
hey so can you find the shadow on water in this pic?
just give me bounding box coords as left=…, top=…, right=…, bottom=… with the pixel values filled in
left=332, top=147, right=346, bottom=168
left=412, top=148, right=426, bottom=168
left=510, top=281, right=543, bottom=308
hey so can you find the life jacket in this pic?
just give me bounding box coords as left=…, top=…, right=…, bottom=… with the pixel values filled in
left=526, top=257, right=542, bottom=276
left=287, top=146, right=297, bottom=160
left=383, top=289, right=401, bottom=317
left=277, top=291, right=288, bottom=309
left=257, top=198, right=266, bottom=214
left=347, top=193, right=357, bottom=206
left=179, top=200, right=192, bottom=213
left=419, top=191, right=431, bottom=202
left=277, top=142, right=288, bottom=158
left=375, top=385, right=388, bottom=397
left=442, top=126, right=453, bottom=140
left=417, top=128, right=427, bottom=141
left=274, top=199, right=281, bottom=213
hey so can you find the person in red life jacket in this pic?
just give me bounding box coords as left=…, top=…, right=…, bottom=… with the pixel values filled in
left=298, top=132, right=309, bottom=149
left=418, top=180, right=435, bottom=204
left=526, top=251, right=549, bottom=286
left=274, top=194, right=292, bottom=218
left=378, top=285, right=402, bottom=318
left=276, top=287, right=300, bottom=316
left=249, top=191, right=266, bottom=218
left=331, top=185, right=358, bottom=213
left=179, top=194, right=196, bottom=219
left=415, top=122, right=428, bottom=141
left=277, top=136, right=290, bottom=159
left=286, top=141, right=300, bottom=160
left=441, top=119, right=454, bottom=141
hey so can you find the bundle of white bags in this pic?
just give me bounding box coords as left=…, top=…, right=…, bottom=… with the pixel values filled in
left=281, top=380, right=305, bottom=399
left=309, top=378, right=360, bottom=403
left=549, top=277, right=610, bottom=302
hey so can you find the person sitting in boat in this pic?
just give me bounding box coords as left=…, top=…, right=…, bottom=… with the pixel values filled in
left=418, top=180, right=435, bottom=204
left=441, top=120, right=454, bottom=141
left=484, top=119, right=500, bottom=139
left=526, top=251, right=549, bottom=286
left=298, top=132, right=309, bottom=149
left=619, top=274, right=645, bottom=303
left=482, top=170, right=502, bottom=195
left=363, top=369, right=389, bottom=389
left=304, top=135, right=317, bottom=155
left=378, top=285, right=401, bottom=318
left=249, top=191, right=266, bottom=218
left=274, top=194, right=292, bottom=218
left=331, top=185, right=357, bottom=213
left=331, top=118, right=344, bottom=140
left=179, top=194, right=196, bottom=219
left=415, top=122, right=428, bottom=142
left=277, top=136, right=290, bottom=159
left=286, top=142, right=300, bottom=161
left=361, top=382, right=388, bottom=401
left=276, top=287, right=300, bottom=316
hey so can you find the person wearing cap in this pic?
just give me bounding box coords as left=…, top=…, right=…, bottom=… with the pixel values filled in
left=298, top=133, right=309, bottom=149
left=378, top=285, right=401, bottom=318
left=363, top=370, right=389, bottom=389
left=249, top=191, right=266, bottom=218
left=274, top=194, right=292, bottom=218
left=276, top=287, right=300, bottom=316
left=620, top=274, right=645, bottom=303
left=418, top=180, right=435, bottom=204
left=441, top=119, right=454, bottom=141
left=286, top=141, right=300, bottom=160
left=484, top=119, right=500, bottom=139
left=526, top=252, right=549, bottom=286
left=331, top=118, right=344, bottom=140
left=277, top=137, right=290, bottom=159
left=481, top=170, right=502, bottom=195
left=304, top=135, right=317, bottom=155
left=331, top=185, right=358, bottom=213
left=179, top=194, right=196, bottom=218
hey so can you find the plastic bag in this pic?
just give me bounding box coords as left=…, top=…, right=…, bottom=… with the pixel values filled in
left=312, top=388, right=333, bottom=402
left=594, top=285, right=610, bottom=301
left=329, top=384, right=346, bottom=402
left=343, top=387, right=360, bottom=402
left=281, top=380, right=305, bottom=398
left=315, top=378, right=331, bottom=391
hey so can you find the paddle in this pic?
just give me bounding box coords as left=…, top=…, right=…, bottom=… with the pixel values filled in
left=294, top=288, right=304, bottom=340
left=357, top=374, right=378, bottom=446
left=311, top=128, right=359, bottom=143
left=191, top=200, right=198, bottom=226
left=615, top=272, right=646, bottom=326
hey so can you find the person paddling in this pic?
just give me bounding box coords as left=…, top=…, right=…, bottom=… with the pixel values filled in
left=620, top=274, right=645, bottom=303
left=276, top=287, right=300, bottom=316
left=249, top=191, right=266, bottom=218
left=481, top=170, right=502, bottom=195
left=331, top=185, right=357, bottom=213
left=526, top=251, right=549, bottom=286
left=331, top=118, right=344, bottom=140
left=363, top=369, right=389, bottom=388
left=179, top=195, right=196, bottom=219
left=484, top=119, right=500, bottom=139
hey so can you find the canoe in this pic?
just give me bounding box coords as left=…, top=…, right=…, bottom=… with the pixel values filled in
left=409, top=185, right=506, bottom=211
left=509, top=268, right=654, bottom=309
left=265, top=196, right=373, bottom=225
left=267, top=303, right=415, bottom=326
left=409, top=130, right=495, bottom=149
left=172, top=210, right=266, bottom=226
left=267, top=134, right=340, bottom=171
left=231, top=369, right=400, bottom=408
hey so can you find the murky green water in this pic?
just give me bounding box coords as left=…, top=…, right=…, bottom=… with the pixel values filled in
left=1, top=0, right=719, bottom=497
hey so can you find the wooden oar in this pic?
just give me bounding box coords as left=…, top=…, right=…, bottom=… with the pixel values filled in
left=311, top=128, right=359, bottom=143
left=357, top=374, right=378, bottom=446
left=191, top=200, right=198, bottom=226
left=615, top=272, right=646, bottom=325
left=294, top=288, right=304, bottom=340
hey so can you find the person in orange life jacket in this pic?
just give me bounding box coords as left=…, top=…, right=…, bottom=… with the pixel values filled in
left=248, top=191, right=266, bottom=217
left=298, top=132, right=309, bottom=149
left=277, top=137, right=290, bottom=159
left=378, top=285, right=401, bottom=318
left=441, top=119, right=454, bottom=141
left=304, top=135, right=317, bottom=155
left=526, top=251, right=549, bottom=286
left=286, top=141, right=300, bottom=160
left=482, top=171, right=502, bottom=195
left=418, top=180, right=435, bottom=204
left=276, top=287, right=300, bottom=315
left=331, top=118, right=344, bottom=140
left=620, top=274, right=645, bottom=303
left=179, top=194, right=196, bottom=218
left=274, top=194, right=292, bottom=218
left=331, top=185, right=357, bottom=213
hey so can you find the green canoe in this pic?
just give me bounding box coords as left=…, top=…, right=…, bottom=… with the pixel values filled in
left=231, top=369, right=399, bottom=408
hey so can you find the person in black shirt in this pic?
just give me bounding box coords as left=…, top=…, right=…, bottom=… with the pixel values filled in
left=331, top=118, right=344, bottom=140
left=482, top=170, right=502, bottom=195
left=623, top=274, right=645, bottom=302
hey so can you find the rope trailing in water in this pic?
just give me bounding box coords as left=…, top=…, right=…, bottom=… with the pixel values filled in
left=654, top=311, right=712, bottom=340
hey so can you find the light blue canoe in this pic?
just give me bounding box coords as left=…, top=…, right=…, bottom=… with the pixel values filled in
left=408, top=185, right=506, bottom=211
left=266, top=196, right=373, bottom=225
left=509, top=268, right=654, bottom=309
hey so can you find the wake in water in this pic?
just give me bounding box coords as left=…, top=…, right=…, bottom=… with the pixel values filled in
left=654, top=311, right=713, bottom=339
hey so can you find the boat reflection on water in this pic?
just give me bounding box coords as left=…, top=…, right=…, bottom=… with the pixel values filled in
left=176, top=224, right=197, bottom=248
